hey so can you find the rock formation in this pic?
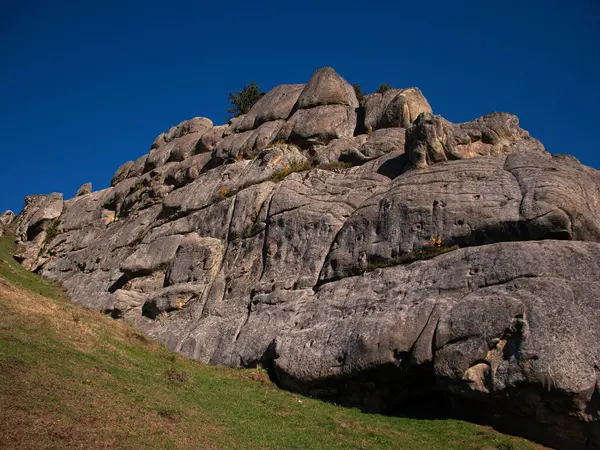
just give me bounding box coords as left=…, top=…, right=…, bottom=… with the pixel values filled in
left=0, top=210, right=15, bottom=236
left=9, top=67, right=600, bottom=449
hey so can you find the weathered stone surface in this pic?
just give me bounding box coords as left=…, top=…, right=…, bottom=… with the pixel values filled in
left=321, top=156, right=521, bottom=281
left=120, top=234, right=184, bottom=276
left=166, top=234, right=223, bottom=286
left=169, top=133, right=207, bottom=162
left=321, top=152, right=600, bottom=283
left=60, top=189, right=112, bottom=232
left=275, top=241, right=600, bottom=449
left=295, top=67, right=359, bottom=109
left=141, top=118, right=215, bottom=173
left=506, top=151, right=600, bottom=241
left=286, top=105, right=357, bottom=147
left=406, top=112, right=546, bottom=169
left=311, top=136, right=368, bottom=165
left=111, top=161, right=134, bottom=186
left=165, top=117, right=212, bottom=142
left=235, top=145, right=307, bottom=189
left=167, top=153, right=213, bottom=188
left=340, top=128, right=406, bottom=165
left=9, top=66, right=600, bottom=449
left=13, top=193, right=64, bottom=269
left=15, top=193, right=63, bottom=242
left=362, top=88, right=432, bottom=132
left=75, top=182, right=92, bottom=196
left=235, top=84, right=304, bottom=132
left=163, top=161, right=249, bottom=214
left=128, top=154, right=148, bottom=178
left=196, top=125, right=227, bottom=153
left=223, top=115, right=247, bottom=137
left=213, top=120, right=285, bottom=162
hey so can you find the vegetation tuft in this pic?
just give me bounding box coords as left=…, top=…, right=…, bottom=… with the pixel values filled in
left=353, top=83, right=364, bottom=102
left=376, top=83, right=392, bottom=94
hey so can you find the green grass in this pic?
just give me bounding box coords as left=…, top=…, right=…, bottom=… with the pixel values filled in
left=0, top=234, right=545, bottom=450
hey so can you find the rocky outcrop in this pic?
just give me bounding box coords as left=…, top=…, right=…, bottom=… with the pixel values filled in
left=0, top=210, right=14, bottom=226
left=0, top=210, right=15, bottom=236
left=76, top=182, right=92, bottom=196
left=9, top=67, right=600, bottom=449
left=406, top=112, right=546, bottom=169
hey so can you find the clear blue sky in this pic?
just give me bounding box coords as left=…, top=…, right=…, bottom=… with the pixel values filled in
left=1, top=0, right=599, bottom=214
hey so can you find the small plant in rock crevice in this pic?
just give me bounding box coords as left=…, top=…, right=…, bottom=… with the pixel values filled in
left=269, top=161, right=314, bottom=183
left=218, top=186, right=235, bottom=199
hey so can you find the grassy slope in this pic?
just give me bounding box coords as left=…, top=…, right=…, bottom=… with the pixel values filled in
left=0, top=234, right=546, bottom=450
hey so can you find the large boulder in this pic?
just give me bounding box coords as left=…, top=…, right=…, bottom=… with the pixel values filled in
left=213, top=120, right=286, bottom=162
left=295, top=67, right=359, bottom=109
left=165, top=117, right=213, bottom=142
left=286, top=67, right=360, bottom=148
left=234, top=84, right=304, bottom=132
left=195, top=125, right=227, bottom=153
left=362, top=88, right=432, bottom=131
left=285, top=105, right=357, bottom=148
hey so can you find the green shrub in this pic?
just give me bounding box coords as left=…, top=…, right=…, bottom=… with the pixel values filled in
left=227, top=81, right=265, bottom=118
left=353, top=83, right=364, bottom=102
left=375, top=83, right=391, bottom=94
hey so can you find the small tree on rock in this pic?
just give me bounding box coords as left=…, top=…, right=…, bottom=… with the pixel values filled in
left=227, top=81, right=265, bottom=118
left=375, top=83, right=391, bottom=94
left=353, top=83, right=364, bottom=102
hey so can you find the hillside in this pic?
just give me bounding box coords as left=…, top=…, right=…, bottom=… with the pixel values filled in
left=6, top=67, right=600, bottom=448
left=0, top=233, right=545, bottom=449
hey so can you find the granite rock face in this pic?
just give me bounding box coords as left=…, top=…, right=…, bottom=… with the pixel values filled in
left=10, top=67, right=600, bottom=449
